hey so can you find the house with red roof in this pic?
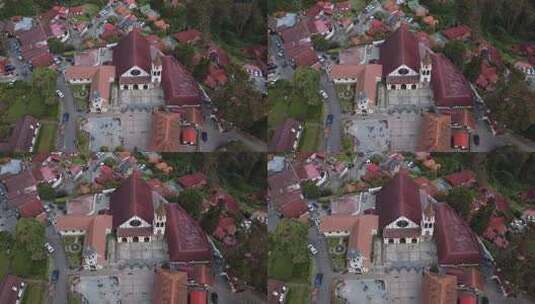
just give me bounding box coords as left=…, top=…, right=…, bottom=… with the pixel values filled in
left=210, top=190, right=240, bottom=214
left=0, top=115, right=40, bottom=153
left=476, top=62, right=498, bottom=91
left=375, top=170, right=435, bottom=244
left=444, top=170, right=476, bottom=187
left=177, top=173, right=207, bottom=189
left=268, top=169, right=308, bottom=218
left=442, top=25, right=471, bottom=41
left=204, top=65, right=228, bottom=88
left=483, top=215, right=509, bottom=248
left=174, top=29, right=202, bottom=44
left=110, top=172, right=167, bottom=243
left=213, top=216, right=237, bottom=246
left=149, top=111, right=182, bottom=152
left=0, top=275, right=26, bottom=304
left=269, top=118, right=303, bottom=152
left=152, top=268, right=188, bottom=304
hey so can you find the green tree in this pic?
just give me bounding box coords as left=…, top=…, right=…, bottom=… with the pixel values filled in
left=177, top=189, right=203, bottom=219
left=443, top=187, right=475, bottom=220
left=47, top=38, right=65, bottom=54
left=200, top=204, right=224, bottom=234
left=31, top=68, right=57, bottom=106
left=442, top=40, right=467, bottom=69
left=470, top=203, right=494, bottom=235
left=14, top=218, right=46, bottom=262
left=301, top=180, right=321, bottom=199
left=174, top=43, right=196, bottom=69
left=311, top=35, right=330, bottom=52
left=0, top=231, right=14, bottom=251
left=292, top=67, right=321, bottom=106
left=37, top=183, right=55, bottom=201
left=268, top=219, right=310, bottom=281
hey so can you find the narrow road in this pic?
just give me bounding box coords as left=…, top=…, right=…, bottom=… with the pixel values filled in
left=321, top=73, right=342, bottom=153
left=46, top=226, right=69, bottom=304
left=56, top=75, right=78, bottom=153
left=308, top=226, right=336, bottom=304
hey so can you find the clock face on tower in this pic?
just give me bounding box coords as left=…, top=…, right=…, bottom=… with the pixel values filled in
left=396, top=220, right=409, bottom=228
left=130, top=219, right=141, bottom=227
left=131, top=69, right=141, bottom=76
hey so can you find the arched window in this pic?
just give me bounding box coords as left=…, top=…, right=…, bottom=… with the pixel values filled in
left=121, top=237, right=127, bottom=243
left=133, top=236, right=139, bottom=242
left=401, top=84, right=407, bottom=90
left=400, top=238, right=406, bottom=244
left=133, top=84, right=139, bottom=90
left=411, top=84, right=416, bottom=90
left=144, top=237, right=149, bottom=242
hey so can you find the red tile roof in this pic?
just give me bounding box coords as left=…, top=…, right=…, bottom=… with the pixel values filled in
left=279, top=199, right=308, bottom=218
left=18, top=197, right=44, bottom=218
left=285, top=41, right=318, bottom=67
left=177, top=173, right=207, bottom=189
left=376, top=169, right=422, bottom=229
left=379, top=24, right=420, bottom=77
left=149, top=111, right=182, bottom=152
left=431, top=54, right=473, bottom=108
left=165, top=204, right=211, bottom=263
left=210, top=190, right=239, bottom=213
left=422, top=271, right=458, bottom=304
left=435, top=203, right=481, bottom=265
left=417, top=112, right=452, bottom=152
left=449, top=109, right=476, bottom=130
left=0, top=274, right=25, bottom=304
left=444, top=170, right=476, bottom=187
left=113, top=29, right=151, bottom=78
left=161, top=55, right=201, bottom=106
left=269, top=118, right=301, bottom=152
left=152, top=268, right=187, bottom=304
left=110, top=171, right=154, bottom=229
left=173, top=29, right=201, bottom=44
left=458, top=293, right=477, bottom=304
left=3, top=115, right=40, bottom=153
left=442, top=25, right=471, bottom=40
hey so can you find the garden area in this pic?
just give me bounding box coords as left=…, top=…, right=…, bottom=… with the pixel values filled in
left=70, top=85, right=88, bottom=112
left=327, top=237, right=347, bottom=273
left=63, top=236, right=84, bottom=270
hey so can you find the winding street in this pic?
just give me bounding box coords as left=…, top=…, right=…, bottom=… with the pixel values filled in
left=56, top=74, right=79, bottom=153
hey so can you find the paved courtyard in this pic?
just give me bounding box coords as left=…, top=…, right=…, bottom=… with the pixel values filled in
left=384, top=267, right=423, bottom=304
left=119, top=110, right=152, bottom=150
left=112, top=238, right=168, bottom=264
left=387, top=110, right=423, bottom=152
left=117, top=268, right=155, bottom=304
left=84, top=116, right=123, bottom=151
left=385, top=86, right=433, bottom=108
left=339, top=279, right=387, bottom=304
left=118, top=87, right=164, bottom=111
left=383, top=240, right=437, bottom=267
left=76, top=275, right=121, bottom=304
left=347, top=118, right=389, bottom=154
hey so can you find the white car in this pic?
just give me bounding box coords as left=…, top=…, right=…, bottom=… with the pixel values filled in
left=319, top=90, right=328, bottom=99
left=44, top=242, right=55, bottom=254
left=307, top=244, right=318, bottom=255
left=56, top=90, right=64, bottom=98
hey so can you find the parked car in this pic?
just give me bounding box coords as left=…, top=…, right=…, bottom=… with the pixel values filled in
left=201, top=132, right=208, bottom=142
left=62, top=113, right=70, bottom=123
left=211, top=292, right=218, bottom=304
left=326, top=114, right=334, bottom=125
left=314, top=273, right=323, bottom=288
left=473, top=134, right=480, bottom=146
left=56, top=90, right=64, bottom=98
left=308, top=244, right=318, bottom=255
left=51, top=270, right=59, bottom=282
left=319, top=90, right=328, bottom=99
left=44, top=242, right=55, bottom=254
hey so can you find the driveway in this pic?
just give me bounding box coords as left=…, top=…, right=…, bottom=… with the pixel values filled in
left=321, top=73, right=342, bottom=153
left=269, top=34, right=294, bottom=81
left=46, top=225, right=69, bottom=304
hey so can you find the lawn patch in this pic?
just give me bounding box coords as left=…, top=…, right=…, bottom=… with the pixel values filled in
left=22, top=281, right=45, bottom=304
left=286, top=282, right=310, bottom=304
left=36, top=122, right=57, bottom=152
left=0, top=250, right=9, bottom=279
left=300, top=122, right=321, bottom=151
